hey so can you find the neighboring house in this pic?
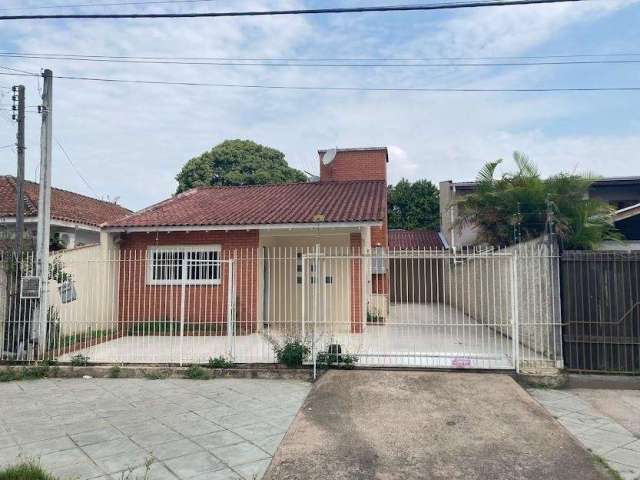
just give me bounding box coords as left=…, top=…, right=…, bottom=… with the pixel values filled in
left=389, top=229, right=447, bottom=250
left=0, top=175, right=131, bottom=249
left=599, top=203, right=640, bottom=250
left=440, top=176, right=640, bottom=248
left=102, top=147, right=390, bottom=334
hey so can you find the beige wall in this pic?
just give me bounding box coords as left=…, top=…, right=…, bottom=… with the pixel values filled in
left=48, top=236, right=120, bottom=335
left=259, top=230, right=356, bottom=338
left=439, top=181, right=480, bottom=248
left=441, top=236, right=562, bottom=364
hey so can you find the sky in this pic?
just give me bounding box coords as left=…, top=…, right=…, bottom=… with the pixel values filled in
left=0, top=0, right=639, bottom=211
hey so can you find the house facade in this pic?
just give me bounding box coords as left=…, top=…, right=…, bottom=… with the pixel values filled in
left=103, top=147, right=390, bottom=338
left=0, top=175, right=130, bottom=249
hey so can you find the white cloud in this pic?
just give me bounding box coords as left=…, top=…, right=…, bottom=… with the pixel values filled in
left=0, top=0, right=638, bottom=209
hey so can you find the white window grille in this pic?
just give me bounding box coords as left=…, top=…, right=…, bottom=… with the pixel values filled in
left=147, top=245, right=222, bottom=285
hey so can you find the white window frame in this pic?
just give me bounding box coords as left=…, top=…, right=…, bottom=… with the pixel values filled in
left=146, top=245, right=222, bottom=286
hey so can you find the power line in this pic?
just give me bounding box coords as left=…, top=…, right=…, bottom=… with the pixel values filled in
left=1, top=53, right=639, bottom=68
left=0, top=0, right=590, bottom=21
left=3, top=50, right=640, bottom=62
left=0, top=0, right=225, bottom=11
left=54, top=138, right=100, bottom=197
left=1, top=70, right=639, bottom=93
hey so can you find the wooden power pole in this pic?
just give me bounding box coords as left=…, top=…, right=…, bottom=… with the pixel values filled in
left=13, top=85, right=25, bottom=259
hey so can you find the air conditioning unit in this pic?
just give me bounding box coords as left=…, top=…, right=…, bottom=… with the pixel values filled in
left=20, top=276, right=40, bottom=299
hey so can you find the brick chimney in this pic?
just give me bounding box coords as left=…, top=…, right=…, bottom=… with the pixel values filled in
left=318, top=147, right=388, bottom=183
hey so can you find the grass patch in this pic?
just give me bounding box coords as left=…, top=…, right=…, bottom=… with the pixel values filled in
left=0, top=361, right=59, bottom=382
left=59, top=329, right=112, bottom=348
left=0, top=459, right=59, bottom=480
left=207, top=356, right=233, bottom=369
left=125, top=321, right=225, bottom=336
left=144, top=370, right=169, bottom=380
left=591, top=454, right=624, bottom=480
left=183, top=365, right=208, bottom=380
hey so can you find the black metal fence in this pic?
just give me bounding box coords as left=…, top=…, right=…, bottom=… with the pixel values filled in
left=561, top=250, right=640, bottom=374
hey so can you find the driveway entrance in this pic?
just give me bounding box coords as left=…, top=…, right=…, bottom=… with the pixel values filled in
left=266, top=371, right=612, bottom=480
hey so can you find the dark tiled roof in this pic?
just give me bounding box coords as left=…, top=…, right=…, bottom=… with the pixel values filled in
left=0, top=176, right=131, bottom=227
left=389, top=229, right=445, bottom=250
left=107, top=180, right=386, bottom=228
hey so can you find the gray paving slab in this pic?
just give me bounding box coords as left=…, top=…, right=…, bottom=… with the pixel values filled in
left=0, top=377, right=310, bottom=480
left=530, top=388, right=640, bottom=480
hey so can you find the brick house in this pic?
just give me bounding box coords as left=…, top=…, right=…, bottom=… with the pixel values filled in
left=103, top=147, right=390, bottom=337
left=0, top=175, right=130, bottom=249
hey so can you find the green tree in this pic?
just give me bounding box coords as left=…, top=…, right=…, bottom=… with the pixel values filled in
left=388, top=179, right=440, bottom=230
left=176, top=139, right=307, bottom=193
left=456, top=151, right=619, bottom=250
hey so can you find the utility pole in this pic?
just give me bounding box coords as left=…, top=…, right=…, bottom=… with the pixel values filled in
left=34, top=69, right=52, bottom=357
left=12, top=85, right=25, bottom=260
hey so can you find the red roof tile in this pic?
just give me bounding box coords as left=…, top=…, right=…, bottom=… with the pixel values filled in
left=0, top=176, right=131, bottom=227
left=107, top=180, right=386, bottom=228
left=389, top=229, right=445, bottom=250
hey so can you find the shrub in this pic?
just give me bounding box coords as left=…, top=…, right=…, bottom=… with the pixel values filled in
left=143, top=370, right=168, bottom=380
left=108, top=366, right=121, bottom=378
left=275, top=340, right=309, bottom=368
left=317, top=344, right=358, bottom=369
left=184, top=365, right=208, bottom=379
left=0, top=459, right=59, bottom=480
left=70, top=354, right=90, bottom=366
left=0, top=369, right=20, bottom=382
left=207, top=356, right=233, bottom=369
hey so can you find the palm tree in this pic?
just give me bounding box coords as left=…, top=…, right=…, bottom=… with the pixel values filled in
left=456, top=152, right=619, bottom=250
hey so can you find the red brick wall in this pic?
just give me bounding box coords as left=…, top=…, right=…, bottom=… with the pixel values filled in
left=350, top=233, right=363, bottom=333
left=320, top=149, right=387, bottom=183
left=117, top=230, right=259, bottom=335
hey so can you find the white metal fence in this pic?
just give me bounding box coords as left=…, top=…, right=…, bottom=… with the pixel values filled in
left=0, top=240, right=562, bottom=372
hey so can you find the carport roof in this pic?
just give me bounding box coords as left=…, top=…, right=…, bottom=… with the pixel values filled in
left=105, top=180, right=386, bottom=229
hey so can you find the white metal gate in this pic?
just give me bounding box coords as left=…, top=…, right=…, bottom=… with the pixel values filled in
left=302, top=242, right=562, bottom=372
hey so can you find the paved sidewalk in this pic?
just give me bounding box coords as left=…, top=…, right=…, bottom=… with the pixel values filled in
left=529, top=388, right=640, bottom=480
left=0, top=378, right=310, bottom=480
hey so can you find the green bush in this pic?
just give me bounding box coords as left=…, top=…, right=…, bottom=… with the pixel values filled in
left=275, top=340, right=309, bottom=368
left=0, top=369, right=20, bottom=382
left=70, top=354, right=90, bottom=366
left=317, top=344, right=359, bottom=369
left=108, top=366, right=121, bottom=378
left=144, top=370, right=168, bottom=380
left=184, top=365, right=208, bottom=379
left=0, top=460, right=59, bottom=480
left=207, top=356, right=233, bottom=369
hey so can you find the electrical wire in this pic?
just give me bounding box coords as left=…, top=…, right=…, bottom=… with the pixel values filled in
left=1, top=53, right=639, bottom=68
left=0, top=0, right=590, bottom=21
left=0, top=0, right=226, bottom=11
left=54, top=138, right=100, bottom=197
left=3, top=51, right=640, bottom=62
left=1, top=70, right=639, bottom=93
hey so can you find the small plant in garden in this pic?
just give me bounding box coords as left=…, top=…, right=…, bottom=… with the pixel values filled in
left=207, top=356, right=233, bottom=369
left=184, top=364, right=208, bottom=380
left=0, top=368, right=20, bottom=382
left=0, top=459, right=59, bottom=480
left=317, top=344, right=359, bottom=369
left=367, top=308, right=384, bottom=324
left=108, top=366, right=122, bottom=378
left=70, top=354, right=90, bottom=366
left=143, top=370, right=168, bottom=380
left=275, top=340, right=310, bottom=368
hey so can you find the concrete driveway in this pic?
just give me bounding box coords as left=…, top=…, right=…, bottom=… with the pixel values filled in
left=266, top=371, right=612, bottom=480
